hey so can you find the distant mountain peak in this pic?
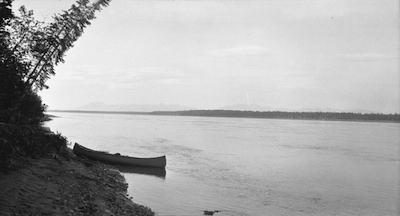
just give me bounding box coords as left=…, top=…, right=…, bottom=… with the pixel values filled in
left=77, top=102, right=194, bottom=112
left=219, top=104, right=276, bottom=112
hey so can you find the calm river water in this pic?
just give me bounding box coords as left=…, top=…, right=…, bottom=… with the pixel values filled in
left=45, top=111, right=400, bottom=216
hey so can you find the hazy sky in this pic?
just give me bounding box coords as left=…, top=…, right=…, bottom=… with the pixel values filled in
left=13, top=0, right=399, bottom=113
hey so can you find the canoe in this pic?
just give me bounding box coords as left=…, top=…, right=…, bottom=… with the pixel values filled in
left=73, top=143, right=166, bottom=168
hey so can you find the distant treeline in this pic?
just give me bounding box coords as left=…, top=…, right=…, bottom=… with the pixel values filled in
left=150, top=110, right=400, bottom=122
left=50, top=110, right=400, bottom=123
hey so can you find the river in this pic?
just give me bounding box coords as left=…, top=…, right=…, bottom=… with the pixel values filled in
left=45, top=111, right=400, bottom=216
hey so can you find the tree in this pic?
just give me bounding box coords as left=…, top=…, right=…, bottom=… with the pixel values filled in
left=5, top=6, right=46, bottom=82
left=1, top=0, right=112, bottom=169
left=0, top=0, right=36, bottom=124
left=2, top=0, right=112, bottom=122
left=6, top=0, right=111, bottom=91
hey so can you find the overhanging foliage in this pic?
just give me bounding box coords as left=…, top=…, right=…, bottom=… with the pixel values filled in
left=6, top=0, right=111, bottom=91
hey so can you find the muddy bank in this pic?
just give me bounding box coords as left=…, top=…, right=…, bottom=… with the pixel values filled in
left=0, top=150, right=155, bottom=216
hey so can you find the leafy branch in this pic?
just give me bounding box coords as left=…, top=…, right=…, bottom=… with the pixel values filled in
left=6, top=0, right=111, bottom=91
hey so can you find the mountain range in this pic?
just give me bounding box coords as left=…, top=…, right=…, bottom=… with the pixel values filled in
left=77, top=102, right=194, bottom=112
left=73, top=102, right=375, bottom=114
left=76, top=102, right=283, bottom=112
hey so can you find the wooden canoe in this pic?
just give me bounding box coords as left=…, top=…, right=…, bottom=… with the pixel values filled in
left=73, top=143, right=166, bottom=168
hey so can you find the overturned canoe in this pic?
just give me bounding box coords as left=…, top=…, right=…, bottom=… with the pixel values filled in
left=73, top=143, right=166, bottom=168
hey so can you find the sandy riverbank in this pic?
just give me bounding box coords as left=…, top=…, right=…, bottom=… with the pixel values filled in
left=0, top=149, right=155, bottom=216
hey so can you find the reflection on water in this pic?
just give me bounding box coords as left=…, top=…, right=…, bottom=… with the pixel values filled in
left=46, top=112, right=400, bottom=216
left=116, top=165, right=166, bottom=179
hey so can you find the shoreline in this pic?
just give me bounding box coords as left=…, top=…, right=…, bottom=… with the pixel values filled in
left=0, top=148, right=155, bottom=216
left=48, top=110, right=400, bottom=123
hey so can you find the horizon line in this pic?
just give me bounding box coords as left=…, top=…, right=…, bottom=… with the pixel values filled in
left=47, top=109, right=399, bottom=115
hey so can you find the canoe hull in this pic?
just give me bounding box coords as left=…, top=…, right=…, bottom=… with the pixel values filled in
left=73, top=143, right=166, bottom=168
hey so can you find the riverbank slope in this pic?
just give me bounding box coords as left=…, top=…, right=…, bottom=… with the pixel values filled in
left=0, top=149, right=154, bottom=216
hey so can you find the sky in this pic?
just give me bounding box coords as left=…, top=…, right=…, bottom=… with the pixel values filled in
left=13, top=0, right=399, bottom=113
